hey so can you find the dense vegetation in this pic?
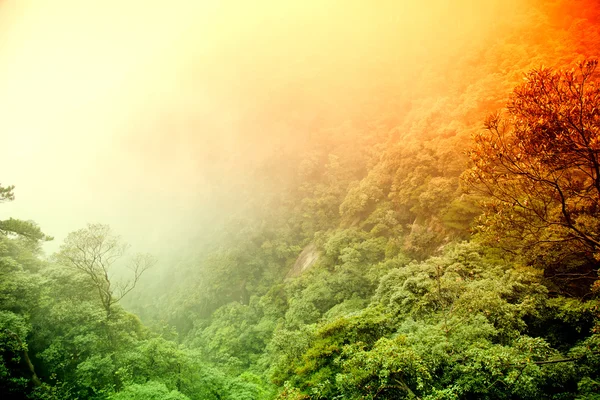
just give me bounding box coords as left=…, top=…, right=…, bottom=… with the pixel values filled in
left=2, top=0, right=600, bottom=399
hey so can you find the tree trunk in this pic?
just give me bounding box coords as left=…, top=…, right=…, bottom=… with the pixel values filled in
left=6, top=330, right=41, bottom=386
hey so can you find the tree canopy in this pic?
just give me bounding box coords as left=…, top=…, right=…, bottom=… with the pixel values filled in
left=56, top=224, right=156, bottom=318
left=464, top=60, right=600, bottom=295
left=2, top=1, right=600, bottom=399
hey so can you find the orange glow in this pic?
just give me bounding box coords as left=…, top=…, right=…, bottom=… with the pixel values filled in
left=0, top=0, right=597, bottom=250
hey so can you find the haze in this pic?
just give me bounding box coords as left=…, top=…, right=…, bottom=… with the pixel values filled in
left=0, top=0, right=519, bottom=253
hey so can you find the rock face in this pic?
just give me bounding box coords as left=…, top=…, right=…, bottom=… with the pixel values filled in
left=287, top=243, right=320, bottom=278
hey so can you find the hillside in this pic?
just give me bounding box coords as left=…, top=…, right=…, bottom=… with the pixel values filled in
left=1, top=0, right=600, bottom=399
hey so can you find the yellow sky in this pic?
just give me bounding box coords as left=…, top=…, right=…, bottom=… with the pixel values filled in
left=0, top=0, right=218, bottom=250
left=0, top=0, right=521, bottom=253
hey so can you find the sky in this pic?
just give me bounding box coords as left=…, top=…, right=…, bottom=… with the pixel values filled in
left=0, top=0, right=226, bottom=252
left=0, top=0, right=520, bottom=254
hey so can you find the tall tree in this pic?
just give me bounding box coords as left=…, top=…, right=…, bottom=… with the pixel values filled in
left=0, top=183, right=49, bottom=395
left=56, top=224, right=155, bottom=318
left=464, top=60, right=600, bottom=294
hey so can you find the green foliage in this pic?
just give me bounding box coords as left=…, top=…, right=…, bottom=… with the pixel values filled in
left=0, top=185, right=51, bottom=243
left=3, top=2, right=600, bottom=399
left=271, top=242, right=600, bottom=398
left=0, top=311, right=32, bottom=396
left=336, top=336, right=431, bottom=399
left=188, top=298, right=277, bottom=371
left=0, top=218, right=53, bottom=242
left=109, top=381, right=190, bottom=400
left=0, top=184, right=15, bottom=203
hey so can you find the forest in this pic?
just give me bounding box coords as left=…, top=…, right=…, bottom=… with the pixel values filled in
left=1, top=0, right=600, bottom=399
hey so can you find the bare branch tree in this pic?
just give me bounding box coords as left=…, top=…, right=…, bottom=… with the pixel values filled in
left=114, top=253, right=157, bottom=301
left=56, top=223, right=156, bottom=318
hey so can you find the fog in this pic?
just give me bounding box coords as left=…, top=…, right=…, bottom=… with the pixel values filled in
left=0, top=0, right=521, bottom=255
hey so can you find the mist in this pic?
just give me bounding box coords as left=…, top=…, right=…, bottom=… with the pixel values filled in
left=0, top=0, right=540, bottom=255
left=2, top=0, right=600, bottom=398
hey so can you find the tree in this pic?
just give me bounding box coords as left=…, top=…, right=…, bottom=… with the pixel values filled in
left=0, top=218, right=53, bottom=243
left=0, top=183, right=53, bottom=396
left=56, top=224, right=155, bottom=318
left=108, top=381, right=190, bottom=400
left=464, top=60, right=600, bottom=294
left=0, top=184, right=15, bottom=203
left=0, top=184, right=52, bottom=242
